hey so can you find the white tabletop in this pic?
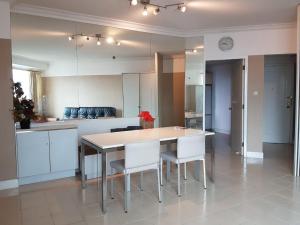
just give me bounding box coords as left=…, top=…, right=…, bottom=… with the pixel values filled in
left=82, top=126, right=214, bottom=149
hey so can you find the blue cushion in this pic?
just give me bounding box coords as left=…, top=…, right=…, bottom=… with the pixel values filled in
left=78, top=108, right=88, bottom=119
left=64, top=107, right=116, bottom=119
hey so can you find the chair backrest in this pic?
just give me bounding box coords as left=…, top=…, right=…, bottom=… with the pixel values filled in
left=125, top=140, right=160, bottom=169
left=177, top=135, right=205, bottom=159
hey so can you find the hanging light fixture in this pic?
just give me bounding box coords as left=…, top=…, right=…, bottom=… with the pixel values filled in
left=178, top=5, right=186, bottom=12
left=97, top=39, right=101, bottom=46
left=67, top=33, right=121, bottom=47
left=106, top=37, right=115, bottom=44
left=128, top=0, right=186, bottom=16
left=153, top=7, right=160, bottom=15
left=130, top=0, right=138, bottom=6
left=142, top=6, right=148, bottom=16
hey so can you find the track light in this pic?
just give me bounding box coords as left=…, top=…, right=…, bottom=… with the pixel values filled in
left=153, top=7, right=160, bottom=15
left=68, top=36, right=73, bottom=41
left=178, top=5, right=186, bottom=13
left=142, top=6, right=148, bottom=16
left=97, top=39, right=101, bottom=46
left=130, top=0, right=138, bottom=6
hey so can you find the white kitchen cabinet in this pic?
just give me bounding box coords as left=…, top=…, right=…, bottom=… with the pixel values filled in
left=49, top=129, right=77, bottom=172
left=17, top=131, right=50, bottom=178
left=16, top=128, right=78, bottom=185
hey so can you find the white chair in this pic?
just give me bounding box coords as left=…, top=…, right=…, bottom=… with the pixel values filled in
left=160, top=135, right=206, bottom=196
left=110, top=140, right=162, bottom=212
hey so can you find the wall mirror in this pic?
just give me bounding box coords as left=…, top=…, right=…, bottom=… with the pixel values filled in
left=184, top=37, right=205, bottom=130
left=11, top=13, right=186, bottom=127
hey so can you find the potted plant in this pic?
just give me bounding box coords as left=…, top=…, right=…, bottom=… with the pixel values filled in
left=139, top=111, right=155, bottom=129
left=12, top=82, right=36, bottom=129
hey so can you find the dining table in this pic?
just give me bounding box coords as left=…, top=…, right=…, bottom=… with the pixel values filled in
left=80, top=126, right=215, bottom=213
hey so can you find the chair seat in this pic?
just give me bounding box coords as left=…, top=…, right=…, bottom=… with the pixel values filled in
left=161, top=150, right=205, bottom=164
left=110, top=159, right=158, bottom=174
left=110, top=159, right=125, bottom=173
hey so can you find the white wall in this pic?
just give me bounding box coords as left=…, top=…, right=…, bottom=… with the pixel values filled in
left=0, top=1, right=10, bottom=39
left=208, top=63, right=232, bottom=134
left=204, top=26, right=296, bottom=61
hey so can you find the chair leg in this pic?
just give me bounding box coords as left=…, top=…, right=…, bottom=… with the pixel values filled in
left=203, top=159, right=207, bottom=189
left=156, top=167, right=162, bottom=203
left=177, top=163, right=181, bottom=196
left=124, top=174, right=129, bottom=213
left=111, top=168, right=114, bottom=199
left=160, top=158, right=163, bottom=186
left=166, top=160, right=171, bottom=181
left=139, top=172, right=143, bottom=191
left=184, top=163, right=187, bottom=180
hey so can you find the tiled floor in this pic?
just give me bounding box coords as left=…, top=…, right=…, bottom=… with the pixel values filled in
left=1, top=133, right=300, bottom=225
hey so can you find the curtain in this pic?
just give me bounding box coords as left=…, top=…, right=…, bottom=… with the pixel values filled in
left=30, top=71, right=43, bottom=115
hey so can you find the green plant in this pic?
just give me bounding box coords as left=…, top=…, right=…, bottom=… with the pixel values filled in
left=12, top=82, right=35, bottom=122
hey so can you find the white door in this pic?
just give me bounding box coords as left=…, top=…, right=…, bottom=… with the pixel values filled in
left=49, top=129, right=78, bottom=172
left=123, top=74, right=140, bottom=117
left=140, top=73, right=158, bottom=125
left=264, top=63, right=295, bottom=143
left=17, top=131, right=50, bottom=177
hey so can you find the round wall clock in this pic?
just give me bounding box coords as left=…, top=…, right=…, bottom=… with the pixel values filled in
left=218, top=37, right=234, bottom=51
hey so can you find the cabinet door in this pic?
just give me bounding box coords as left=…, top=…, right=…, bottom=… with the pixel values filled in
left=17, top=131, right=50, bottom=178
left=49, top=129, right=78, bottom=172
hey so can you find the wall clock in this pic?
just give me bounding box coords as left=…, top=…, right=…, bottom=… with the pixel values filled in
left=218, top=37, right=234, bottom=51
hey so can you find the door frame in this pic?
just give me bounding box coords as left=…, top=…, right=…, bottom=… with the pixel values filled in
left=295, top=53, right=300, bottom=176
left=204, top=58, right=247, bottom=156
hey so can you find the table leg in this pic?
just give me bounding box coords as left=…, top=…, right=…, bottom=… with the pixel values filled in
left=210, top=135, right=215, bottom=182
left=101, top=151, right=107, bottom=213
left=81, top=143, right=86, bottom=188
left=194, top=161, right=200, bottom=181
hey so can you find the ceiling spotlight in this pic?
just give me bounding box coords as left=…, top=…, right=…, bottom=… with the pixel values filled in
left=86, top=36, right=90, bottom=41
left=97, top=39, right=101, bottom=46
left=116, top=41, right=121, bottom=46
left=130, top=0, right=138, bottom=6
left=193, top=49, right=198, bottom=53
left=68, top=36, right=73, bottom=41
left=178, top=5, right=186, bottom=13
left=106, top=37, right=114, bottom=44
left=142, top=6, right=148, bottom=16
left=153, top=7, right=160, bottom=15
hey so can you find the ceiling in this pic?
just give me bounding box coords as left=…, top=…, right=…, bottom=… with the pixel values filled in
left=11, top=0, right=299, bottom=33
left=11, top=13, right=185, bottom=64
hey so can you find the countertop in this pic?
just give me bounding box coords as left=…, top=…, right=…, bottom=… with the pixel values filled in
left=16, top=122, right=77, bottom=133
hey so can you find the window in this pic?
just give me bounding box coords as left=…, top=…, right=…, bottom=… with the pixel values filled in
left=12, top=69, right=32, bottom=99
